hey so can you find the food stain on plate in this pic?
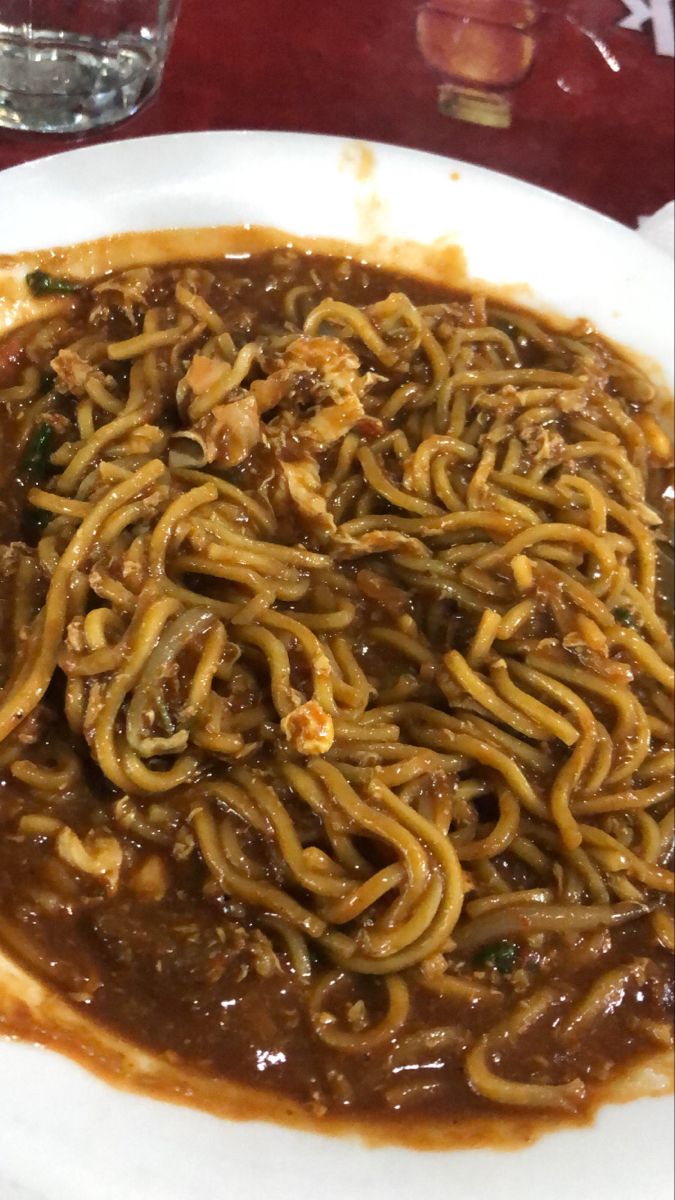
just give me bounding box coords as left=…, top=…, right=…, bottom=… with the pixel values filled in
left=339, top=140, right=377, bottom=183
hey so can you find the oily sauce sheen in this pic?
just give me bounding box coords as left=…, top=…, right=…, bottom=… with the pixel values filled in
left=0, top=249, right=672, bottom=1137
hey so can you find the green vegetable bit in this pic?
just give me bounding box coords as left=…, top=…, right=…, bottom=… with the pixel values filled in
left=39, top=369, right=56, bottom=394
left=24, top=507, right=51, bottom=538
left=474, top=940, right=519, bottom=975
left=154, top=693, right=175, bottom=736
left=19, top=421, right=54, bottom=484
left=26, top=268, right=81, bottom=297
left=613, top=607, right=636, bottom=628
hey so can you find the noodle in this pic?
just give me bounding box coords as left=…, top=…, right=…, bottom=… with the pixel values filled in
left=0, top=247, right=671, bottom=1132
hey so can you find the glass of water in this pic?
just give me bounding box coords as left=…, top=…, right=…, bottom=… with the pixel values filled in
left=0, top=1, right=181, bottom=133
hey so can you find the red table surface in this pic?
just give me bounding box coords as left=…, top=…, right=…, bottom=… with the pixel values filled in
left=0, top=0, right=672, bottom=227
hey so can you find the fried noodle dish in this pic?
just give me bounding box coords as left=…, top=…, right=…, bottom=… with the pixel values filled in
left=0, top=248, right=672, bottom=1134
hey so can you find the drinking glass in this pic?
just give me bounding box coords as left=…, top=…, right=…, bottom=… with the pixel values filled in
left=0, top=1, right=181, bottom=133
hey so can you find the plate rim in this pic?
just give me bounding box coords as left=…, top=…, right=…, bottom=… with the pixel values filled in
left=0, top=127, right=673, bottom=270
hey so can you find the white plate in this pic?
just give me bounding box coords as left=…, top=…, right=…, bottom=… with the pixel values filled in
left=0, top=131, right=672, bottom=1200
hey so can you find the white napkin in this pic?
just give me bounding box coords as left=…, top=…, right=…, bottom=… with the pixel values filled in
left=1, top=1180, right=45, bottom=1200
left=638, top=201, right=675, bottom=257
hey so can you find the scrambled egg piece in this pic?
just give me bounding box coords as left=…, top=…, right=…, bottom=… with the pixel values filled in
left=281, top=699, right=334, bottom=756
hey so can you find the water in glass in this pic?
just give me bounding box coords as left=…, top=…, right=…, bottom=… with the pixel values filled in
left=0, top=1, right=181, bottom=133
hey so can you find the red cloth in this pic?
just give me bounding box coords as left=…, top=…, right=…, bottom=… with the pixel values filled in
left=0, top=0, right=672, bottom=226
